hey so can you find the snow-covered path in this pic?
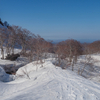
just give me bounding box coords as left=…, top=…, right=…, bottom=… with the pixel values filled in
left=0, top=61, right=100, bottom=100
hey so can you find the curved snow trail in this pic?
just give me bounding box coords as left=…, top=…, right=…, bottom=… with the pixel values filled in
left=0, top=61, right=100, bottom=100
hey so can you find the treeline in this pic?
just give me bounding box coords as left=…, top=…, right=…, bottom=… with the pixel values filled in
left=0, top=25, right=52, bottom=62
left=53, top=39, right=82, bottom=70
left=82, top=41, right=100, bottom=54
left=0, top=24, right=100, bottom=69
left=53, top=39, right=100, bottom=70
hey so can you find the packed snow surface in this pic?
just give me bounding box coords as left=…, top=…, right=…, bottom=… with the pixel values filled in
left=0, top=60, right=100, bottom=100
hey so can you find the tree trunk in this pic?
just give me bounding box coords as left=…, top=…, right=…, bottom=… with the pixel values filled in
left=1, top=46, right=4, bottom=59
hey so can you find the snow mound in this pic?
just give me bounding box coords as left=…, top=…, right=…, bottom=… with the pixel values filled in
left=0, top=66, right=14, bottom=82
left=0, top=67, right=6, bottom=81
left=0, top=61, right=100, bottom=100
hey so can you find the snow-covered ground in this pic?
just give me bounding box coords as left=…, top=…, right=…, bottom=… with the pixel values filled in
left=0, top=66, right=14, bottom=82
left=0, top=59, right=100, bottom=100
left=68, top=54, right=100, bottom=83
left=0, top=48, right=100, bottom=100
left=0, top=48, right=29, bottom=74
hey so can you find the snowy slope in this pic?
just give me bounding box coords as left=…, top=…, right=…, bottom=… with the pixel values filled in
left=0, top=60, right=100, bottom=100
left=66, top=54, right=100, bottom=82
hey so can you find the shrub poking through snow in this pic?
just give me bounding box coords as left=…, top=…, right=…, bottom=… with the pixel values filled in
left=4, top=63, right=16, bottom=75
left=5, top=53, right=20, bottom=61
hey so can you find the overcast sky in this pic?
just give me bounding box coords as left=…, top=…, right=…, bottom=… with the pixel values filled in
left=0, top=0, right=100, bottom=42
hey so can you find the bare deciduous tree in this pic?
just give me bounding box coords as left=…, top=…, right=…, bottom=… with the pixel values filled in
left=55, top=39, right=82, bottom=70
left=0, top=28, right=7, bottom=59
left=18, top=27, right=32, bottom=54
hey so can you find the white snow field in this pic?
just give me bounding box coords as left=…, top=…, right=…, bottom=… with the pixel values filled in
left=0, top=59, right=100, bottom=100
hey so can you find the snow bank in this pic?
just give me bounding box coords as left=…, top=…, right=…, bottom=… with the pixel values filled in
left=0, top=66, right=6, bottom=81
left=0, top=66, right=14, bottom=82
left=0, top=60, right=100, bottom=100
